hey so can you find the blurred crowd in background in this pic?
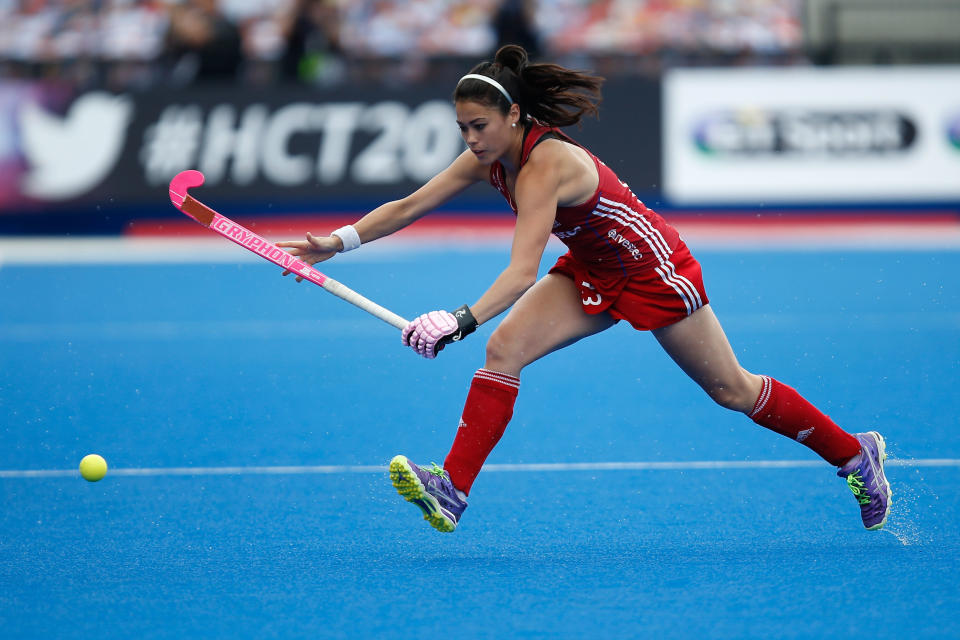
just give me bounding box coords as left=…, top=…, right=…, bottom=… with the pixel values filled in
left=0, top=0, right=805, bottom=89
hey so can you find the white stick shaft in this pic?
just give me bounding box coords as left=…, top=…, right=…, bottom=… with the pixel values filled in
left=320, top=277, right=409, bottom=330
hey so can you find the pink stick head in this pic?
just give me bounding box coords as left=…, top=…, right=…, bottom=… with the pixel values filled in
left=168, top=170, right=206, bottom=210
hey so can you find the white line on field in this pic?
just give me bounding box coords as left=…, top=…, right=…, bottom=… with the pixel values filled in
left=1, top=311, right=956, bottom=343
left=1, top=458, right=957, bottom=479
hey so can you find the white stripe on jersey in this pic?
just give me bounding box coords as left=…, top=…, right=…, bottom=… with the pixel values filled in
left=594, top=207, right=697, bottom=312
left=598, top=197, right=671, bottom=257
left=597, top=197, right=703, bottom=310
left=656, top=255, right=704, bottom=310
left=591, top=203, right=703, bottom=314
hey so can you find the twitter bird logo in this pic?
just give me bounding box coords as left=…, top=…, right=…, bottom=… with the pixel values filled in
left=19, top=92, right=133, bottom=200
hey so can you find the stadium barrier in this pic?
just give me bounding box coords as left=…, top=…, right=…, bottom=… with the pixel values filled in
left=1, top=68, right=958, bottom=235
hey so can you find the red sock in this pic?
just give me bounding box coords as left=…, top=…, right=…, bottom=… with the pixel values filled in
left=444, top=368, right=520, bottom=494
left=750, top=376, right=861, bottom=466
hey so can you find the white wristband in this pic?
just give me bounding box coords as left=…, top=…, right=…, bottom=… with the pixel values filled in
left=331, top=225, right=361, bottom=252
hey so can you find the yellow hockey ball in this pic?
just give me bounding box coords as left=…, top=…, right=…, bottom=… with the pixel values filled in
left=79, top=454, right=108, bottom=482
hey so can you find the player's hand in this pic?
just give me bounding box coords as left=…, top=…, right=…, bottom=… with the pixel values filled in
left=275, top=232, right=340, bottom=282
left=402, top=311, right=458, bottom=359
left=401, top=305, right=478, bottom=359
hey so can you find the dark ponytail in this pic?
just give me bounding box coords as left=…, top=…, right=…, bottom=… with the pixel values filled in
left=453, top=45, right=603, bottom=128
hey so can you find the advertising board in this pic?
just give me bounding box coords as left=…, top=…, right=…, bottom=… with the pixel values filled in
left=664, top=66, right=960, bottom=204
left=0, top=78, right=661, bottom=231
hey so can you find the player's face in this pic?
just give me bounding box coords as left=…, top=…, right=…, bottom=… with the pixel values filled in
left=455, top=100, right=519, bottom=165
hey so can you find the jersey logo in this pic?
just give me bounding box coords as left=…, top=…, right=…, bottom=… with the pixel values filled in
left=554, top=225, right=581, bottom=240
left=607, top=228, right=642, bottom=260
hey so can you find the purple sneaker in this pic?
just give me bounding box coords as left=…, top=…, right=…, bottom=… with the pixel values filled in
left=389, top=455, right=467, bottom=533
left=837, top=431, right=892, bottom=530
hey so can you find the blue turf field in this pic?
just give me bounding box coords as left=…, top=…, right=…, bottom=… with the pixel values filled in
left=1, top=243, right=958, bottom=639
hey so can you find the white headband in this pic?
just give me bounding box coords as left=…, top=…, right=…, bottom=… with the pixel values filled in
left=457, top=73, right=514, bottom=105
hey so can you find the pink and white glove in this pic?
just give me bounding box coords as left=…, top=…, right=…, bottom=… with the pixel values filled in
left=402, top=311, right=458, bottom=359
left=401, top=305, right=478, bottom=359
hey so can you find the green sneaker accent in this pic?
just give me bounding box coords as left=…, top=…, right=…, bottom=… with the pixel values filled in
left=388, top=455, right=466, bottom=533
left=837, top=431, right=891, bottom=530
left=846, top=472, right=871, bottom=505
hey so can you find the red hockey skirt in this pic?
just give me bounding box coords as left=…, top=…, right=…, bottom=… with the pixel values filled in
left=548, top=240, right=709, bottom=331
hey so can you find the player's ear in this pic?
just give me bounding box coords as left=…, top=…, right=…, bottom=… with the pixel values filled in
left=509, top=104, right=521, bottom=127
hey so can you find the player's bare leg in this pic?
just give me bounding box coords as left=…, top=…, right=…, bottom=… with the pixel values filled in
left=652, top=305, right=890, bottom=529
left=484, top=273, right=617, bottom=376
left=452, top=271, right=615, bottom=490
left=651, top=304, right=763, bottom=413
left=393, top=273, right=617, bottom=531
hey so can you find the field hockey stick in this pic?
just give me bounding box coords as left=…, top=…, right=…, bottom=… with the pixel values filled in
left=168, top=170, right=409, bottom=331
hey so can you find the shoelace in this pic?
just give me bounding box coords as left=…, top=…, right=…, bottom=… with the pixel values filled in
left=425, top=462, right=467, bottom=510
left=846, top=472, right=871, bottom=505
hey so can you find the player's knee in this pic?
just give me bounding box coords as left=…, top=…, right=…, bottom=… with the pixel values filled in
left=484, top=324, right=523, bottom=370
left=705, top=383, right=756, bottom=413
left=703, top=369, right=762, bottom=413
left=484, top=328, right=511, bottom=368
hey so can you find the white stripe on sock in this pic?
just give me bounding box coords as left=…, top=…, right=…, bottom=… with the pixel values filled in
left=750, top=375, right=772, bottom=418
left=475, top=368, right=520, bottom=390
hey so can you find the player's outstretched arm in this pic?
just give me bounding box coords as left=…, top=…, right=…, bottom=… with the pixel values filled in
left=277, top=150, right=485, bottom=280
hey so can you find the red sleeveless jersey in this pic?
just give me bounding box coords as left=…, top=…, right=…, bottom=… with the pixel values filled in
left=489, top=121, right=681, bottom=278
